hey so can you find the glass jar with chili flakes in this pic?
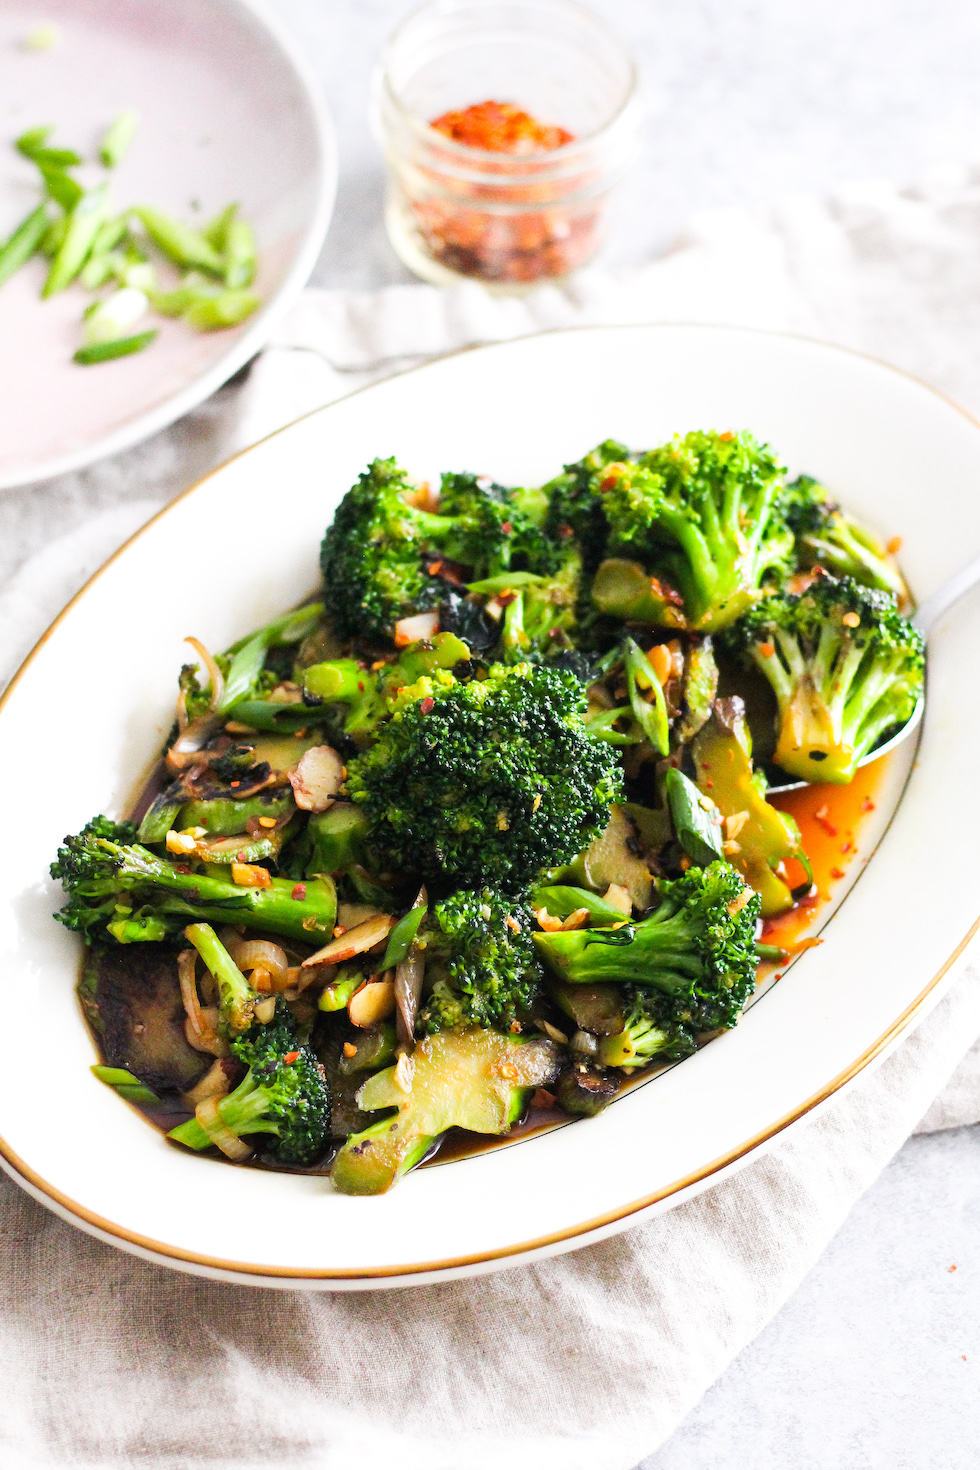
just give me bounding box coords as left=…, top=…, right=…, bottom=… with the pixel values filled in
left=375, top=0, right=638, bottom=291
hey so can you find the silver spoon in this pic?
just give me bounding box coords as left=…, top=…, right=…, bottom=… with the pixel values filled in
left=765, top=551, right=980, bottom=795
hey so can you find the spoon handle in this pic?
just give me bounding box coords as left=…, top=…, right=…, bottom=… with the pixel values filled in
left=913, top=551, right=980, bottom=635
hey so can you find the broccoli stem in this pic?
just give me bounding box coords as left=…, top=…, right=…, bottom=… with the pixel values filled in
left=109, top=840, right=336, bottom=942
left=169, top=1070, right=281, bottom=1151
left=184, top=922, right=255, bottom=1034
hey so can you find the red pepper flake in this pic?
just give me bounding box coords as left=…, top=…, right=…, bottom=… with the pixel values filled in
left=558, top=523, right=574, bottom=540
left=500, top=520, right=513, bottom=534
left=886, top=535, right=903, bottom=554
left=814, top=803, right=838, bottom=837
left=758, top=641, right=776, bottom=659
left=291, top=882, right=307, bottom=902
left=719, top=430, right=735, bottom=442
left=496, top=589, right=517, bottom=606
left=830, top=865, right=845, bottom=880
left=230, top=780, right=240, bottom=789
left=431, top=99, right=573, bottom=153
left=418, top=697, right=435, bottom=715
left=948, top=1263, right=958, bottom=1273
left=283, top=1051, right=300, bottom=1065
left=357, top=681, right=365, bottom=693
left=840, top=840, right=853, bottom=854
left=426, top=560, right=444, bottom=576
left=420, top=101, right=597, bottom=286
left=861, top=796, right=876, bottom=813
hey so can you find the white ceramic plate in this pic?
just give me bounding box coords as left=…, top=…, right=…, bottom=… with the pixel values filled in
left=0, top=0, right=335, bottom=490
left=0, top=325, right=977, bottom=1289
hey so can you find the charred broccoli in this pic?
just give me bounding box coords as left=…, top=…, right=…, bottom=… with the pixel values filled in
left=319, top=458, right=550, bottom=646
left=418, top=888, right=544, bottom=1034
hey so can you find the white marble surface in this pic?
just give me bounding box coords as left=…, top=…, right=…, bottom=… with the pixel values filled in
left=267, top=2, right=980, bottom=1465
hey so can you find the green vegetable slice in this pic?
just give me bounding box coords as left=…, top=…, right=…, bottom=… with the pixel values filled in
left=73, top=329, right=157, bottom=364
left=0, top=203, right=49, bottom=287
left=100, top=111, right=138, bottom=168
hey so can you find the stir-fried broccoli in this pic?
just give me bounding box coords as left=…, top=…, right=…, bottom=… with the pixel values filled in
left=169, top=998, right=329, bottom=1166
left=345, top=661, right=622, bottom=892
left=542, top=439, right=628, bottom=571
left=51, top=816, right=337, bottom=943
left=319, top=458, right=547, bottom=646
left=180, top=602, right=325, bottom=726
left=596, top=985, right=698, bottom=1069
left=302, top=631, right=472, bottom=744
left=594, top=431, right=794, bottom=631
left=534, top=860, right=760, bottom=1031
left=727, top=574, right=924, bottom=783
left=418, top=888, right=543, bottom=1034
left=781, top=475, right=905, bottom=599
left=52, top=430, right=918, bottom=1195
left=331, top=1027, right=557, bottom=1194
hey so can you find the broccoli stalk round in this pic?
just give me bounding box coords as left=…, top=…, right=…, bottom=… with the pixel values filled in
left=344, top=661, right=622, bottom=892
left=50, top=817, right=337, bottom=944
left=727, top=573, right=925, bottom=784
left=534, top=860, right=761, bottom=1032
left=418, top=889, right=544, bottom=1034
left=169, top=999, right=329, bottom=1166
left=595, top=430, right=794, bottom=631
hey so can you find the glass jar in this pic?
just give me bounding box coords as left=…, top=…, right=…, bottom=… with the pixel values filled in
left=375, top=0, right=638, bottom=291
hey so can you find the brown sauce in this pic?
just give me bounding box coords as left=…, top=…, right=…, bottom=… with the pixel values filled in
left=87, top=755, right=892, bottom=1176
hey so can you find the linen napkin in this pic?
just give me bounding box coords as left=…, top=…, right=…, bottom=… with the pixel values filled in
left=0, top=166, right=977, bottom=1470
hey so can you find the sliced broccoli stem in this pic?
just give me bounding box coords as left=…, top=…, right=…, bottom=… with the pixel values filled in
left=184, top=922, right=255, bottom=1034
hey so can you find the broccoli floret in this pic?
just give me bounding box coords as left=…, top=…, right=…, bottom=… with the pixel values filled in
left=418, top=889, right=544, bottom=1034
left=491, top=555, right=583, bottom=661
left=543, top=439, right=628, bottom=571
left=50, top=818, right=338, bottom=944
left=596, top=985, right=697, bottom=1069
left=533, top=860, right=761, bottom=1031
left=168, top=998, right=329, bottom=1166
left=594, top=430, right=794, bottom=630
left=726, top=574, right=925, bottom=783
left=781, top=475, right=906, bottom=599
left=302, top=631, right=472, bottom=744
left=319, top=459, right=546, bottom=646
left=345, top=661, right=622, bottom=892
